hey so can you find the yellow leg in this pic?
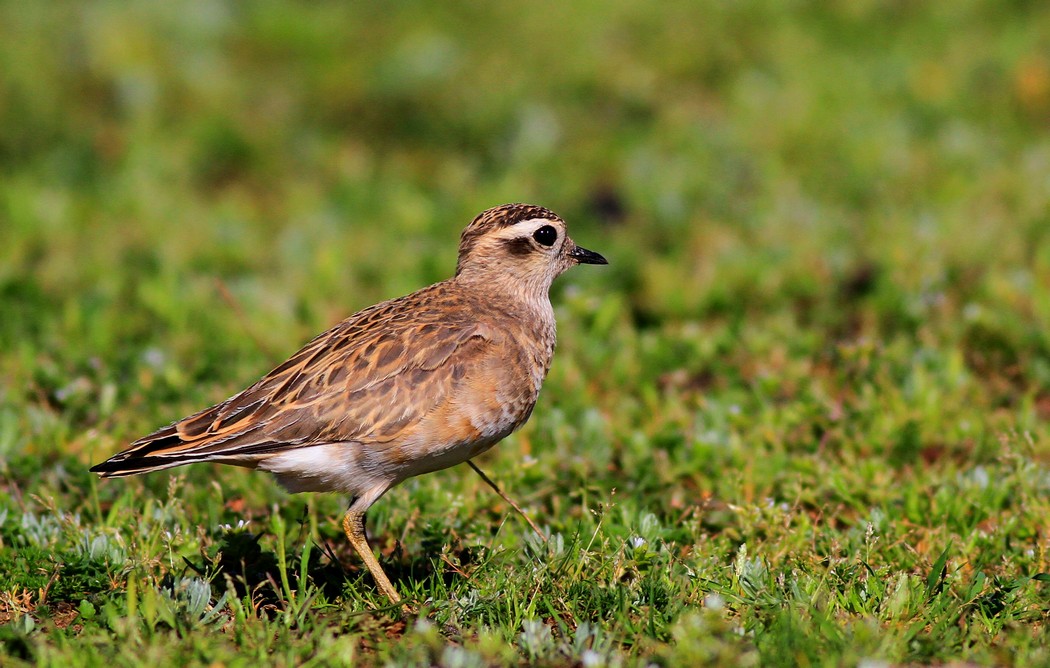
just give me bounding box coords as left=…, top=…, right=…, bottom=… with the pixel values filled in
left=342, top=510, right=410, bottom=613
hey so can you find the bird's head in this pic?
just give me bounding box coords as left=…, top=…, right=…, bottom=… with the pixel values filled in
left=455, top=204, right=607, bottom=294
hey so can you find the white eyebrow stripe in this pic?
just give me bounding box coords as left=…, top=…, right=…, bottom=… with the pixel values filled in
left=494, top=218, right=560, bottom=239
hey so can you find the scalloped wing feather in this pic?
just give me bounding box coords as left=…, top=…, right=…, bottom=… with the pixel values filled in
left=90, top=284, right=499, bottom=476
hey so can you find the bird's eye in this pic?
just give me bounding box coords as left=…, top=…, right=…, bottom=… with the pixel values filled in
left=533, top=225, right=557, bottom=247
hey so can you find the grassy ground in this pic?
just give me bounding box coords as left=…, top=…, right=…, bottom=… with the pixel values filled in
left=3, top=1, right=1050, bottom=665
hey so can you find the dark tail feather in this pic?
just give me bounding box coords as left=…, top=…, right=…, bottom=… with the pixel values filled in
left=90, top=429, right=198, bottom=477
left=90, top=455, right=199, bottom=477
left=90, top=427, right=280, bottom=477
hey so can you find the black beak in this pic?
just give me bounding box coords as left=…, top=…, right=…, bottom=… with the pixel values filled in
left=569, top=245, right=608, bottom=265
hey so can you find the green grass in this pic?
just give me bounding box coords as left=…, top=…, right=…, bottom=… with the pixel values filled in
left=3, top=1, right=1050, bottom=665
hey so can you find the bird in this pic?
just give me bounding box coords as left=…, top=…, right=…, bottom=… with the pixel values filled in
left=90, top=203, right=607, bottom=610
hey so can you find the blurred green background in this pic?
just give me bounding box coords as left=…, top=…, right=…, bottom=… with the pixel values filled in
left=5, top=0, right=1050, bottom=461
left=6, top=3, right=1050, bottom=329
left=2, top=1, right=1050, bottom=664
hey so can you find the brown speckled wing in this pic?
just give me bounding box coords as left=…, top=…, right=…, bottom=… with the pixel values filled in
left=91, top=283, right=496, bottom=476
